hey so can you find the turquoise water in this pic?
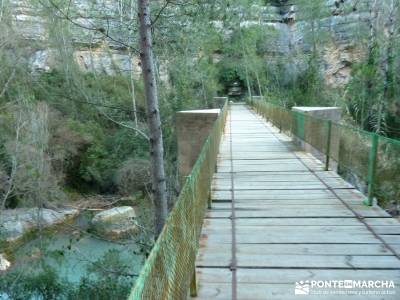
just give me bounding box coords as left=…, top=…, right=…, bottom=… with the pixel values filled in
left=20, top=231, right=145, bottom=283
left=1, top=212, right=148, bottom=297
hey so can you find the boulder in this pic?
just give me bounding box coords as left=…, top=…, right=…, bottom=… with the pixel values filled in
left=0, top=254, right=11, bottom=272
left=91, top=206, right=138, bottom=240
left=0, top=208, right=79, bottom=243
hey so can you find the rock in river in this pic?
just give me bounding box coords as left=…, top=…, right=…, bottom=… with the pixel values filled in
left=0, top=208, right=79, bottom=243
left=0, top=253, right=11, bottom=272
left=91, top=206, right=138, bottom=240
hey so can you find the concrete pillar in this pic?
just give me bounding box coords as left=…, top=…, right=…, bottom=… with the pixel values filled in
left=176, top=109, right=221, bottom=183
left=292, top=107, right=342, bottom=122
left=213, top=97, right=228, bottom=109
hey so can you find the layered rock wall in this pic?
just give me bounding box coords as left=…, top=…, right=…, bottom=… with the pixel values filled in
left=256, top=0, right=372, bottom=87
left=4, top=0, right=381, bottom=86
left=6, top=0, right=138, bottom=75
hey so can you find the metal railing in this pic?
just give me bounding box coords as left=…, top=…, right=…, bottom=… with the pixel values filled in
left=249, top=98, right=400, bottom=208
left=128, top=101, right=228, bottom=300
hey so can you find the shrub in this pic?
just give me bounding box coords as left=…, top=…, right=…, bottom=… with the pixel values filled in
left=114, top=159, right=151, bottom=196
left=0, top=265, right=66, bottom=300
left=77, top=126, right=149, bottom=193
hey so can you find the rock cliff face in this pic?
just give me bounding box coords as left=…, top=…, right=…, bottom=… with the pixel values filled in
left=8, top=0, right=139, bottom=76
left=257, top=0, right=371, bottom=87
left=6, top=0, right=376, bottom=87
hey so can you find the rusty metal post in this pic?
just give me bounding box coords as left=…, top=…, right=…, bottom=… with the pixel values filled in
left=190, top=266, right=198, bottom=297
left=208, top=191, right=212, bottom=209
left=325, top=120, right=332, bottom=171
left=365, top=134, right=379, bottom=206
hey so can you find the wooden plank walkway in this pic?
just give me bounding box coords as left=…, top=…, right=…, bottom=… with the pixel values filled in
left=193, top=104, right=400, bottom=300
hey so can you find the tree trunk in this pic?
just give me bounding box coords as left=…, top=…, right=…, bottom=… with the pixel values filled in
left=129, top=54, right=138, bottom=130
left=244, top=64, right=252, bottom=99
left=241, top=45, right=252, bottom=99
left=256, top=72, right=263, bottom=97
left=201, top=77, right=208, bottom=107
left=137, top=0, right=168, bottom=236
left=368, top=0, right=378, bottom=60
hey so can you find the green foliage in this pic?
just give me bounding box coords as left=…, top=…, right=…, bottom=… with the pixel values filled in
left=69, top=250, right=133, bottom=300
left=0, top=251, right=134, bottom=300
left=217, top=26, right=275, bottom=96
left=344, top=39, right=399, bottom=136
left=33, top=70, right=145, bottom=124
left=1, top=60, right=149, bottom=198
left=78, top=127, right=149, bottom=193
left=162, top=25, right=223, bottom=111
left=114, top=159, right=151, bottom=196
left=346, top=61, right=381, bottom=128
left=0, top=265, right=65, bottom=300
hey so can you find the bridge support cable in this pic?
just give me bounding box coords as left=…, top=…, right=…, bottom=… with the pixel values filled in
left=228, top=107, right=238, bottom=300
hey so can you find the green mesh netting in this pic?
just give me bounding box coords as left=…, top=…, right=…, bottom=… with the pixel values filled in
left=249, top=98, right=399, bottom=208
left=128, top=102, right=228, bottom=300
left=376, top=137, right=400, bottom=207
left=331, top=124, right=371, bottom=181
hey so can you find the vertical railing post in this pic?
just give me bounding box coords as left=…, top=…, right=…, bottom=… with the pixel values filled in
left=208, top=144, right=212, bottom=209
left=366, top=134, right=379, bottom=206
left=290, top=111, right=294, bottom=137
left=208, top=192, right=212, bottom=209
left=190, top=266, right=198, bottom=297
left=325, top=120, right=332, bottom=171
left=300, top=113, right=305, bottom=140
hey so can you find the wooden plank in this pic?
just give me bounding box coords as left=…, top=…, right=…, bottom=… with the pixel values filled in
left=235, top=284, right=400, bottom=300
left=235, top=268, right=400, bottom=283
left=212, top=182, right=341, bottom=190
left=194, top=283, right=400, bottom=300
left=219, top=159, right=314, bottom=165
left=202, top=225, right=381, bottom=235
left=212, top=189, right=339, bottom=200
left=192, top=282, right=232, bottom=300
left=196, top=268, right=400, bottom=284
left=203, top=218, right=396, bottom=227
left=388, top=244, right=400, bottom=254
left=214, top=172, right=319, bottom=180
left=366, top=218, right=400, bottom=226
left=205, top=210, right=355, bottom=218
left=201, top=232, right=382, bottom=244
left=199, top=243, right=391, bottom=256
left=238, top=244, right=392, bottom=256
left=217, top=164, right=309, bottom=173
left=213, top=199, right=345, bottom=205
left=196, top=268, right=231, bottom=283
left=206, top=208, right=387, bottom=218
left=209, top=204, right=390, bottom=219
left=198, top=254, right=400, bottom=269
left=381, top=235, right=400, bottom=244
left=349, top=205, right=391, bottom=218
left=204, top=218, right=344, bottom=226
left=211, top=203, right=348, bottom=211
